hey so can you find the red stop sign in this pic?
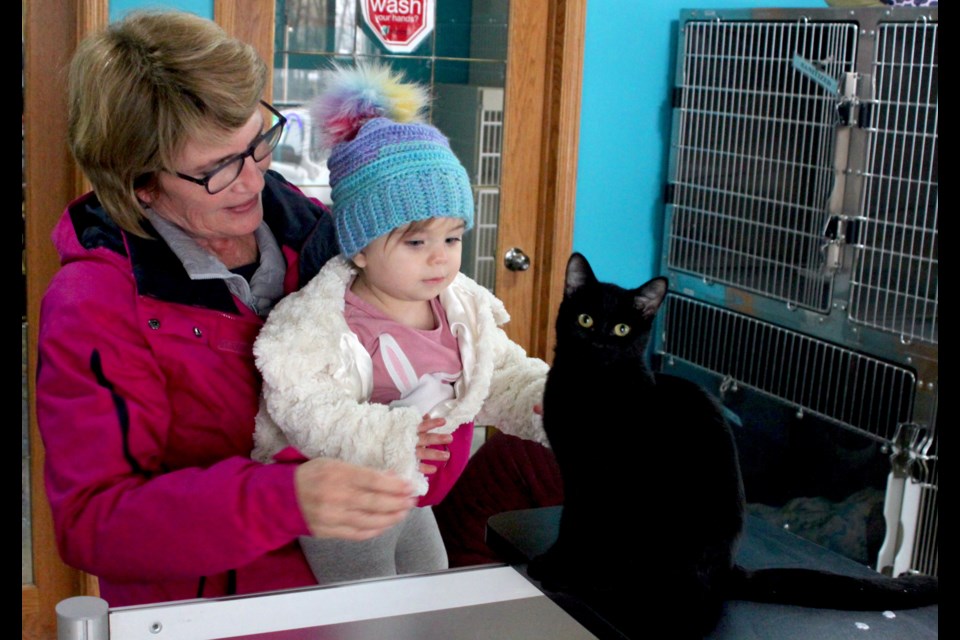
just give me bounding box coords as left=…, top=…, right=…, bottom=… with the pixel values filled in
left=362, top=0, right=435, bottom=53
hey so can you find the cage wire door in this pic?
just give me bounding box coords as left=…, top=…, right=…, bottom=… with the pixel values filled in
left=850, top=20, right=938, bottom=345
left=659, top=7, right=937, bottom=578
left=668, top=18, right=857, bottom=312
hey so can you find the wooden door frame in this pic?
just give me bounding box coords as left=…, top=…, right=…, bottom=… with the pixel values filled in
left=23, top=1, right=582, bottom=636
left=498, top=0, right=584, bottom=361
left=23, top=1, right=106, bottom=638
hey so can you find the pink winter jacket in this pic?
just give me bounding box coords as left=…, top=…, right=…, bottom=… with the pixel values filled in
left=36, top=172, right=337, bottom=606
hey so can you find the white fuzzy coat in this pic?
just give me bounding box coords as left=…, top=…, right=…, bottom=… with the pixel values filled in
left=252, top=256, right=549, bottom=494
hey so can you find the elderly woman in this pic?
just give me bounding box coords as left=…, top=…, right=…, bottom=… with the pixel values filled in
left=36, top=10, right=415, bottom=607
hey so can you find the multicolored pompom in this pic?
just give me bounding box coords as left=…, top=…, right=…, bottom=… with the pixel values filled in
left=311, top=62, right=430, bottom=152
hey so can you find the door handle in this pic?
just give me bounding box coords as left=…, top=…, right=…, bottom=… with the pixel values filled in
left=504, top=247, right=531, bottom=271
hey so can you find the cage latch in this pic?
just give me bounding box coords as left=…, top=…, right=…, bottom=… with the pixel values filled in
left=835, top=72, right=873, bottom=128
left=821, top=215, right=860, bottom=271
left=836, top=100, right=855, bottom=127
left=823, top=215, right=860, bottom=244
left=718, top=374, right=739, bottom=398
left=884, top=423, right=933, bottom=482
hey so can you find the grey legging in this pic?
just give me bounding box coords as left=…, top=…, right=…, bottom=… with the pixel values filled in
left=299, top=506, right=449, bottom=585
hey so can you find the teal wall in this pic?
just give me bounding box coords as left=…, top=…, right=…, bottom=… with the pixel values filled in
left=573, top=0, right=826, bottom=288
left=110, top=0, right=211, bottom=21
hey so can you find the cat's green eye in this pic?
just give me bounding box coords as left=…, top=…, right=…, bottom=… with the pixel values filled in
left=613, top=323, right=631, bottom=337
left=577, top=314, right=594, bottom=328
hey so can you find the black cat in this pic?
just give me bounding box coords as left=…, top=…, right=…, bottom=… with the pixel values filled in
left=528, top=252, right=937, bottom=639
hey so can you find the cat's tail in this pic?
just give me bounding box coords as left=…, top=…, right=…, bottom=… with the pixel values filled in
left=728, top=565, right=938, bottom=610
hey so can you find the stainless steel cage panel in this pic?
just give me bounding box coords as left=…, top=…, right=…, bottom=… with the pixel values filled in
left=470, top=187, right=500, bottom=291
left=434, top=85, right=504, bottom=187
left=658, top=7, right=937, bottom=577
left=669, top=19, right=857, bottom=312
left=660, top=295, right=915, bottom=443
left=850, top=21, right=938, bottom=345
left=479, top=95, right=504, bottom=186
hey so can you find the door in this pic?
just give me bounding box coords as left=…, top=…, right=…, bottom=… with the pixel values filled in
left=22, top=1, right=583, bottom=637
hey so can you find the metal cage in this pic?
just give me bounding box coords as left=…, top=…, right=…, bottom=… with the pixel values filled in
left=657, top=6, right=937, bottom=577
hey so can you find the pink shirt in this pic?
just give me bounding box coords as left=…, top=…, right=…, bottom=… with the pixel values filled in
left=344, top=289, right=473, bottom=506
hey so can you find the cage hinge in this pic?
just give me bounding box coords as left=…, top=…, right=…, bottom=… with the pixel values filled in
left=884, top=423, right=934, bottom=482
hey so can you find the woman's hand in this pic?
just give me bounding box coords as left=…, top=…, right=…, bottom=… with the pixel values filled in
left=295, top=458, right=415, bottom=540
left=416, top=415, right=452, bottom=475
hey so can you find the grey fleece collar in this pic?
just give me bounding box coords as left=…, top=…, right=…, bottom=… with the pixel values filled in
left=145, top=209, right=285, bottom=316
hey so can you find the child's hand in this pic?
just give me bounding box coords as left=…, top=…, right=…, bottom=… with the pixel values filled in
left=416, top=415, right=452, bottom=475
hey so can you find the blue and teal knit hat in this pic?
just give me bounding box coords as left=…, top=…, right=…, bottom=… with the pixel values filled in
left=312, top=63, right=474, bottom=257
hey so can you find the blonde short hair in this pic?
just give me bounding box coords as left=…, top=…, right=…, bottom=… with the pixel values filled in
left=68, top=11, right=267, bottom=235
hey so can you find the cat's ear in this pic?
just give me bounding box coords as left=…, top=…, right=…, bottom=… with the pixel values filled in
left=634, top=277, right=668, bottom=319
left=564, top=253, right=597, bottom=298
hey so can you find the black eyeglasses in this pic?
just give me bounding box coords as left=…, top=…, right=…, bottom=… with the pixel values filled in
left=174, top=101, right=287, bottom=195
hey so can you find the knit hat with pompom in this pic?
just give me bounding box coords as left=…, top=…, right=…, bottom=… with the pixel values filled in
left=311, top=63, right=474, bottom=257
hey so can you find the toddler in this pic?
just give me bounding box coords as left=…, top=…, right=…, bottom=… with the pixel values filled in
left=252, top=64, right=549, bottom=584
